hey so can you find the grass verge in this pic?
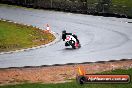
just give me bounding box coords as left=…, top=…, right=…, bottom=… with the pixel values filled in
left=0, top=20, right=55, bottom=52
left=111, top=0, right=132, bottom=17
left=0, top=68, right=132, bottom=88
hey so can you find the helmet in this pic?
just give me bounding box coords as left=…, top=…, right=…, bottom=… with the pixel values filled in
left=62, top=30, right=66, bottom=34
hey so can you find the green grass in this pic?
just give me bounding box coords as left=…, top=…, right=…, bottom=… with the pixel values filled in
left=112, top=0, right=132, bottom=8
left=0, top=20, right=55, bottom=52
left=0, top=68, right=132, bottom=88
left=110, top=0, right=132, bottom=16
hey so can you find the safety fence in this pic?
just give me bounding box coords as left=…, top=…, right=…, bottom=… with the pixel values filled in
left=0, top=0, right=132, bottom=18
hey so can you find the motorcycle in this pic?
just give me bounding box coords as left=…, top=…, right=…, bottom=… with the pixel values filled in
left=62, top=30, right=81, bottom=49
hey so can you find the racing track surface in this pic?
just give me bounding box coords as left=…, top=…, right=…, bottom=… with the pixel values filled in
left=0, top=5, right=132, bottom=68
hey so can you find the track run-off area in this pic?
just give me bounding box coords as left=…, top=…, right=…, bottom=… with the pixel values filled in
left=0, top=5, right=132, bottom=68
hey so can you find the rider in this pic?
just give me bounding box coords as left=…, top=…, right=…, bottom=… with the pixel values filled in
left=62, top=30, right=66, bottom=41
left=62, top=30, right=80, bottom=44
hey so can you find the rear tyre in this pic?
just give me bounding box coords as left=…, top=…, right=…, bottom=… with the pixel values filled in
left=72, top=45, right=76, bottom=49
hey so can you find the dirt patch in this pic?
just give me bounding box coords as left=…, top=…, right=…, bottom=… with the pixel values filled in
left=0, top=59, right=132, bottom=85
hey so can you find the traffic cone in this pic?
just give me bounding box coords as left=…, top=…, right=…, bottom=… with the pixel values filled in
left=46, top=24, right=50, bottom=33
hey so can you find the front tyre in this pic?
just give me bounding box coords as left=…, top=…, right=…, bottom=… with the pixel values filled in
left=69, top=40, right=76, bottom=49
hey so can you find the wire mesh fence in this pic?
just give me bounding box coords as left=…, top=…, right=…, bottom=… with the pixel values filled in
left=0, top=0, right=132, bottom=18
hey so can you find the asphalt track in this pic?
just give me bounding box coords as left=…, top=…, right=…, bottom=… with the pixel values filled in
left=0, top=5, right=132, bottom=68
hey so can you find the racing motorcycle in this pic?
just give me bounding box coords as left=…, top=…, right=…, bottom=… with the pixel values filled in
left=62, top=30, right=81, bottom=49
